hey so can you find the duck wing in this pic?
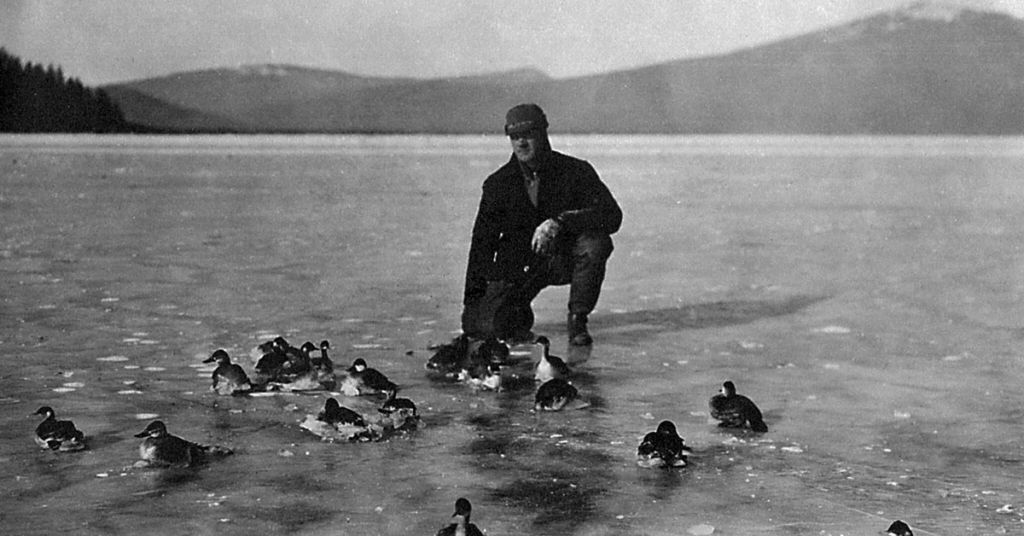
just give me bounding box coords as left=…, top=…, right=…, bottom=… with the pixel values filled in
left=144, top=435, right=195, bottom=466
left=320, top=405, right=366, bottom=427
left=187, top=437, right=233, bottom=463
left=362, top=369, right=396, bottom=392
left=255, top=352, right=287, bottom=375
left=709, top=394, right=745, bottom=426
left=535, top=379, right=578, bottom=410
left=227, top=363, right=252, bottom=384
left=549, top=354, right=570, bottom=376
left=426, top=345, right=465, bottom=374
left=211, top=364, right=252, bottom=395
left=36, top=419, right=84, bottom=449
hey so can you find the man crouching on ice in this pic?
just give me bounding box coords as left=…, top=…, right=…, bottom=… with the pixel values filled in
left=461, top=103, right=622, bottom=346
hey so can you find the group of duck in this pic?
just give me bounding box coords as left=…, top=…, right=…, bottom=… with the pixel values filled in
left=432, top=497, right=915, bottom=536
left=215, top=335, right=421, bottom=442
left=425, top=333, right=592, bottom=411
left=32, top=406, right=233, bottom=468
left=425, top=332, right=770, bottom=468
left=30, top=335, right=421, bottom=464
left=428, top=498, right=912, bottom=536
left=29, top=332, right=915, bottom=536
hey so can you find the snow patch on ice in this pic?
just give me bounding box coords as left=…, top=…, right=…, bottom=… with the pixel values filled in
left=813, top=325, right=851, bottom=334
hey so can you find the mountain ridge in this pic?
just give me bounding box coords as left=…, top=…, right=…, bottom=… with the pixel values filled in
left=103, top=2, right=1024, bottom=134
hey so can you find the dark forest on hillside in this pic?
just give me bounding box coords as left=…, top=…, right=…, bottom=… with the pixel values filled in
left=1, top=48, right=131, bottom=133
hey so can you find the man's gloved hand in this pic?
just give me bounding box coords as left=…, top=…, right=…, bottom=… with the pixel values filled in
left=531, top=218, right=561, bottom=255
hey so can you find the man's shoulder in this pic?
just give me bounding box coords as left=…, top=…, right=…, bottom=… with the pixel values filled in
left=483, top=157, right=520, bottom=187
left=549, top=150, right=588, bottom=166
left=548, top=150, right=594, bottom=174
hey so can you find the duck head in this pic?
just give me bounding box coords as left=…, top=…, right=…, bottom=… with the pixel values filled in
left=203, top=349, right=230, bottom=364
left=721, top=381, right=736, bottom=397
left=452, top=497, right=473, bottom=520
left=349, top=358, right=368, bottom=373
left=134, top=420, right=169, bottom=438
left=323, top=398, right=342, bottom=413
left=378, top=388, right=401, bottom=412
left=885, top=520, right=913, bottom=536
left=32, top=406, right=56, bottom=419
left=656, top=420, right=679, bottom=437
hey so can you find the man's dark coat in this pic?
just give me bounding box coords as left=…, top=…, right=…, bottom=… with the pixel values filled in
left=464, top=150, right=622, bottom=304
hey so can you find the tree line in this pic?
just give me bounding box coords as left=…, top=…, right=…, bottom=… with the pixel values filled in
left=1, top=47, right=131, bottom=133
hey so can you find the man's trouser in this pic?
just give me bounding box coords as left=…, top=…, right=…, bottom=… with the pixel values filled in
left=461, top=232, right=613, bottom=340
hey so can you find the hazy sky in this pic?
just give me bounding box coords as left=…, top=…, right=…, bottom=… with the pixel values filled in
left=3, top=0, right=1022, bottom=85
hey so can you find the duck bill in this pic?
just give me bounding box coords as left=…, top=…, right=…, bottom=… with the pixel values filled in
left=134, top=430, right=151, bottom=438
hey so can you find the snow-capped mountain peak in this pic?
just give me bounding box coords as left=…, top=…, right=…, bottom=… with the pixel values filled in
left=894, top=0, right=991, bottom=22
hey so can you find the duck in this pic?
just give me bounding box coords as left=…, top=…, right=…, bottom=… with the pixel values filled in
left=426, top=334, right=471, bottom=377
left=32, top=406, right=86, bottom=451
left=378, top=388, right=420, bottom=431
left=318, top=398, right=367, bottom=427
left=250, top=336, right=281, bottom=363
left=457, top=342, right=495, bottom=381
left=306, top=339, right=337, bottom=389
left=269, top=341, right=335, bottom=391
left=299, top=398, right=375, bottom=442
left=280, top=341, right=314, bottom=378
left=459, top=362, right=502, bottom=392
left=480, top=364, right=503, bottom=391
left=473, top=336, right=511, bottom=365
left=255, top=340, right=319, bottom=387
left=534, top=378, right=581, bottom=411
left=254, top=340, right=289, bottom=384
left=133, top=420, right=232, bottom=468
left=885, top=520, right=913, bottom=536
left=379, top=388, right=417, bottom=417
left=311, top=340, right=334, bottom=374
left=709, top=380, right=768, bottom=432
left=202, top=349, right=253, bottom=396
left=436, top=497, right=484, bottom=536
left=341, top=358, right=397, bottom=396
left=637, top=420, right=692, bottom=468
left=534, top=336, right=570, bottom=382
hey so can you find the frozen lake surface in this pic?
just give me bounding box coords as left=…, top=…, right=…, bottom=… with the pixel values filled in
left=2, top=134, right=1023, bottom=535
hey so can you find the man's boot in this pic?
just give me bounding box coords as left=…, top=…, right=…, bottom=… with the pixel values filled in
left=568, top=312, right=593, bottom=346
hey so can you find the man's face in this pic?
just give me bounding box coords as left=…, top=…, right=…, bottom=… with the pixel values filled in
left=509, top=128, right=547, bottom=166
